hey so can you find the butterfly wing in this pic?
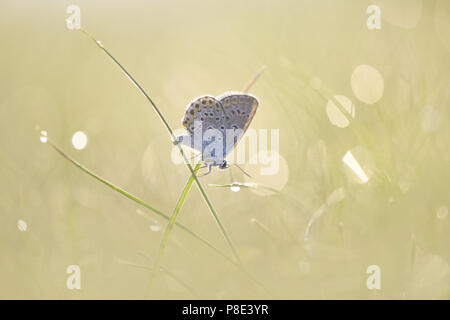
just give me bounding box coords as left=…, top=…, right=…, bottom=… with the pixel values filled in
left=180, top=92, right=259, bottom=162
left=182, top=95, right=223, bottom=134
left=216, top=92, right=259, bottom=154
left=181, top=95, right=227, bottom=157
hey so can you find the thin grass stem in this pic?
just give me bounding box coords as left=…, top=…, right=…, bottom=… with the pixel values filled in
left=79, top=27, right=241, bottom=265
left=118, top=260, right=199, bottom=298
left=46, top=140, right=236, bottom=266
left=242, top=65, right=266, bottom=93
left=147, top=162, right=202, bottom=296
left=47, top=138, right=271, bottom=295
left=143, top=64, right=266, bottom=296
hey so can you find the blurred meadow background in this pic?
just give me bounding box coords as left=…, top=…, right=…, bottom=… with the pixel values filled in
left=0, top=0, right=449, bottom=299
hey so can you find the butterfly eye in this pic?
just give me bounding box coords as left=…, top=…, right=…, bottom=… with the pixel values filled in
left=189, top=109, right=195, bottom=115
left=236, top=109, right=240, bottom=114
left=200, top=117, right=204, bottom=121
left=215, top=117, right=220, bottom=121
left=195, top=103, right=200, bottom=110
left=220, top=125, right=225, bottom=130
left=202, top=99, right=207, bottom=105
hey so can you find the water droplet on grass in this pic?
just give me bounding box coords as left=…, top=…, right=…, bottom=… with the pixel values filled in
left=149, top=220, right=162, bottom=232
left=230, top=182, right=240, bottom=192
left=17, top=219, right=27, bottom=232
left=39, top=130, right=48, bottom=143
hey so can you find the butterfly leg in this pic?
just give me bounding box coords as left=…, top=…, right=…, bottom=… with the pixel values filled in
left=197, top=164, right=213, bottom=177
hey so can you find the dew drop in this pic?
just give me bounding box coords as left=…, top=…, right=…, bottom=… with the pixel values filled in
left=230, top=182, right=241, bottom=193
left=72, top=131, right=88, bottom=150
left=17, top=219, right=27, bottom=232
left=149, top=220, right=162, bottom=232
left=39, top=130, right=48, bottom=143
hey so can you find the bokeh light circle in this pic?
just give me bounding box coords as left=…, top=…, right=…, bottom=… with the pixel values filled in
left=326, top=95, right=355, bottom=128
left=351, top=65, right=384, bottom=105
left=72, top=131, right=88, bottom=150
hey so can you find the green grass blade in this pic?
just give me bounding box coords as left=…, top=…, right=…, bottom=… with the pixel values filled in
left=47, top=141, right=237, bottom=266
left=48, top=140, right=271, bottom=295
left=118, top=260, right=199, bottom=298
left=78, top=28, right=241, bottom=265
left=147, top=162, right=202, bottom=296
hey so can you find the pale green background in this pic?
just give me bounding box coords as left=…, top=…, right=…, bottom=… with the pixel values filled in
left=0, top=0, right=449, bottom=299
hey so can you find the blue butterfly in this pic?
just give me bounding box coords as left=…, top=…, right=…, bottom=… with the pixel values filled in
left=177, top=92, right=259, bottom=176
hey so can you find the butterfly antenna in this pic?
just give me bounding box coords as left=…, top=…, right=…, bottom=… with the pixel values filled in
left=242, top=65, right=266, bottom=93
left=233, top=163, right=253, bottom=179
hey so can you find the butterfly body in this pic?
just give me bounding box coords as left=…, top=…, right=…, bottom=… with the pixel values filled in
left=177, top=92, right=259, bottom=174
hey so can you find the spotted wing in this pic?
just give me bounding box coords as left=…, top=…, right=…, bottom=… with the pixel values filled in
left=181, top=93, right=259, bottom=161
left=182, top=95, right=223, bottom=133
left=216, top=92, right=259, bottom=153
left=181, top=95, right=228, bottom=156
left=217, top=92, right=258, bottom=132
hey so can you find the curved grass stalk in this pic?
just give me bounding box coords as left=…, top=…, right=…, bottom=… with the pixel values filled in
left=147, top=162, right=202, bottom=296
left=250, top=218, right=279, bottom=245
left=48, top=139, right=270, bottom=296
left=118, top=260, right=199, bottom=298
left=242, top=65, right=266, bottom=93
left=79, top=27, right=241, bottom=265
left=144, top=66, right=268, bottom=296
left=48, top=140, right=236, bottom=266
left=209, top=181, right=307, bottom=210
